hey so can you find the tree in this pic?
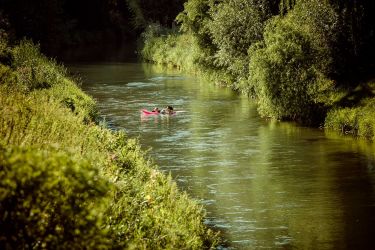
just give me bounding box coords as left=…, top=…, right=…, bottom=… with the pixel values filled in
left=249, top=0, right=338, bottom=124
left=206, top=0, right=276, bottom=78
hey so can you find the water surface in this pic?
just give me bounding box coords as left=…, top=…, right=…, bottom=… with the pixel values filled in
left=69, top=62, right=375, bottom=249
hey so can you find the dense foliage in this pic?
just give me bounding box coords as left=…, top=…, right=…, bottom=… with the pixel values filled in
left=206, top=0, right=274, bottom=78
left=248, top=0, right=338, bottom=123
left=325, top=83, right=375, bottom=140
left=0, top=39, right=219, bottom=249
left=0, top=146, right=110, bottom=249
left=142, top=0, right=375, bottom=134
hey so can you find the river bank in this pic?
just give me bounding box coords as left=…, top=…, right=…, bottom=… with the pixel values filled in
left=0, top=39, right=218, bottom=248
left=140, top=24, right=375, bottom=141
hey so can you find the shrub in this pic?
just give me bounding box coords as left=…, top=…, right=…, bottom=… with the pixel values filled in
left=248, top=0, right=338, bottom=123
left=0, top=145, right=111, bottom=249
left=325, top=97, right=375, bottom=140
left=325, top=107, right=359, bottom=133
left=45, top=79, right=99, bottom=123
left=0, top=64, right=16, bottom=86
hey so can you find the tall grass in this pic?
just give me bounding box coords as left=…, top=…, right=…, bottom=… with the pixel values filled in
left=0, top=39, right=219, bottom=248
left=141, top=24, right=199, bottom=72
left=325, top=87, right=375, bottom=141
left=140, top=24, right=236, bottom=90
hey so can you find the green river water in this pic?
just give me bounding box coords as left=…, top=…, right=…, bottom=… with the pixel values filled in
left=69, top=62, right=375, bottom=249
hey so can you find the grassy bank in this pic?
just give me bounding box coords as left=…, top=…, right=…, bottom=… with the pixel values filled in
left=0, top=39, right=218, bottom=249
left=140, top=24, right=235, bottom=88
left=141, top=25, right=198, bottom=72
left=325, top=82, right=375, bottom=140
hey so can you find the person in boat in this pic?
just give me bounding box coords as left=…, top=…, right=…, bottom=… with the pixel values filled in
left=152, top=107, right=161, bottom=113
left=160, top=106, right=174, bottom=114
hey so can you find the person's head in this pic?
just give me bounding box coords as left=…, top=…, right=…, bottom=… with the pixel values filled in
left=153, top=107, right=160, bottom=112
left=167, top=106, right=173, bottom=111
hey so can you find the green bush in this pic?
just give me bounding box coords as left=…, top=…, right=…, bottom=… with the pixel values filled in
left=0, top=64, right=16, bottom=85
left=0, top=145, right=111, bottom=249
left=325, top=97, right=375, bottom=140
left=45, top=80, right=99, bottom=123
left=248, top=0, right=337, bottom=123
left=325, top=107, right=359, bottom=133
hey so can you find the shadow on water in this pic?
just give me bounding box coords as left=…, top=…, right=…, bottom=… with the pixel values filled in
left=256, top=122, right=375, bottom=250
left=329, top=151, right=375, bottom=250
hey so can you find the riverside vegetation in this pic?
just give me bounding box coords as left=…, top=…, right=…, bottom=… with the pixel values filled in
left=0, top=38, right=219, bottom=249
left=140, top=0, right=375, bottom=140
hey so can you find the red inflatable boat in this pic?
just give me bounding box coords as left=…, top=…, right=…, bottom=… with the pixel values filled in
left=141, top=109, right=176, bottom=115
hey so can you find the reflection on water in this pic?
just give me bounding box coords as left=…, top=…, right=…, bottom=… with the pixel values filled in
left=69, top=63, right=375, bottom=249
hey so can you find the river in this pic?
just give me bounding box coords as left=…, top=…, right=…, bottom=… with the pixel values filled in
left=69, top=62, right=375, bottom=249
